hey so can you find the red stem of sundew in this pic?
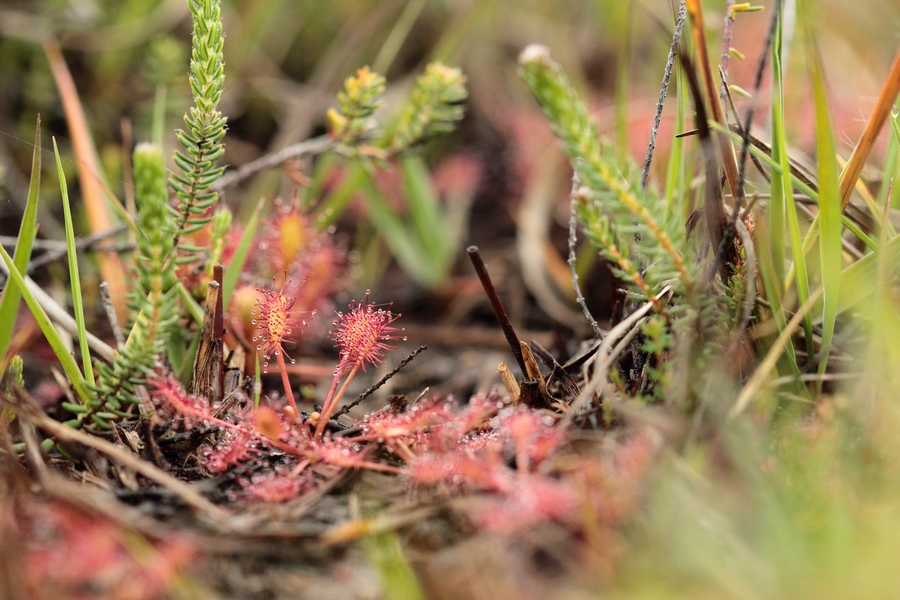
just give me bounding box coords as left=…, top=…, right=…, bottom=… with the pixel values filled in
left=356, top=462, right=405, bottom=475
left=260, top=438, right=403, bottom=475
left=388, top=439, right=417, bottom=463
left=289, top=458, right=311, bottom=477
left=317, top=358, right=348, bottom=426
left=276, top=351, right=306, bottom=437
left=315, top=361, right=359, bottom=439
left=516, top=446, right=529, bottom=474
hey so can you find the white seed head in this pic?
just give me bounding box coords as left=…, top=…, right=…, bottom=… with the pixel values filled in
left=519, top=44, right=552, bottom=67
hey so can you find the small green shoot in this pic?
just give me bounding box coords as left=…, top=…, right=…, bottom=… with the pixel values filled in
left=807, top=29, right=843, bottom=376
left=54, top=137, right=95, bottom=388
left=0, top=244, right=90, bottom=405
left=0, top=116, right=41, bottom=364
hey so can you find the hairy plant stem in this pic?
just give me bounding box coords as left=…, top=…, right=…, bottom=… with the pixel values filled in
left=315, top=361, right=360, bottom=439
left=276, top=351, right=302, bottom=434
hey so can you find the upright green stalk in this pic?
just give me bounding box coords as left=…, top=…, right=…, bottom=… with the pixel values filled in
left=807, top=29, right=843, bottom=376
left=771, top=4, right=814, bottom=362
left=88, top=144, right=180, bottom=428
left=169, top=0, right=227, bottom=258
left=0, top=117, right=41, bottom=363
left=518, top=44, right=694, bottom=298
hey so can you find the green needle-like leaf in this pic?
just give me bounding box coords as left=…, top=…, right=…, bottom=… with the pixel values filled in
left=223, top=197, right=265, bottom=312
left=54, top=138, right=95, bottom=387
left=807, top=29, right=843, bottom=375
left=772, top=7, right=814, bottom=362
left=0, top=243, right=90, bottom=404
left=0, top=116, right=41, bottom=362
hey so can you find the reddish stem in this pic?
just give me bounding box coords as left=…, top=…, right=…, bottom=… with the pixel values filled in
left=315, top=361, right=359, bottom=439
left=389, top=439, right=417, bottom=463
left=277, top=351, right=303, bottom=435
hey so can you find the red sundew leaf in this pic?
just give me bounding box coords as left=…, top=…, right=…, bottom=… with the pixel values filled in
left=291, top=236, right=349, bottom=318
left=254, top=405, right=283, bottom=441
left=331, top=291, right=404, bottom=371
left=472, top=475, right=581, bottom=534
left=454, top=429, right=507, bottom=456
left=454, top=391, right=508, bottom=432
left=494, top=406, right=567, bottom=468
left=570, top=433, right=657, bottom=524
left=308, top=439, right=372, bottom=469
left=227, top=284, right=265, bottom=348
left=23, top=502, right=194, bottom=600
left=423, top=394, right=508, bottom=452
left=149, top=373, right=216, bottom=428
left=357, top=395, right=454, bottom=442
left=257, top=196, right=318, bottom=275
left=527, top=424, right=568, bottom=466
left=610, top=431, right=657, bottom=480
left=430, top=153, right=482, bottom=199
left=251, top=278, right=314, bottom=369
left=202, top=427, right=262, bottom=473
left=234, top=470, right=315, bottom=503
left=408, top=452, right=510, bottom=492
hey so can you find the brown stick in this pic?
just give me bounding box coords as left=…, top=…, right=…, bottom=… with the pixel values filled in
left=839, top=46, right=900, bottom=211
left=17, top=396, right=229, bottom=520
left=467, top=246, right=528, bottom=377
left=684, top=0, right=738, bottom=269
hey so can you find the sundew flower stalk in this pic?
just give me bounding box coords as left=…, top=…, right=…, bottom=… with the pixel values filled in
left=252, top=278, right=313, bottom=425
left=314, top=292, right=403, bottom=439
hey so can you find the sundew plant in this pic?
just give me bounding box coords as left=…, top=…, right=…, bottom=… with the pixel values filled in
left=2, top=0, right=900, bottom=598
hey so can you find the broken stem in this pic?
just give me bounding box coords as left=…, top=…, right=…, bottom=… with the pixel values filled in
left=467, top=246, right=528, bottom=377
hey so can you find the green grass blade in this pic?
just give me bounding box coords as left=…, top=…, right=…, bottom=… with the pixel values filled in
left=754, top=214, right=800, bottom=371
left=313, top=162, right=367, bottom=228
left=301, top=152, right=337, bottom=209
left=222, top=197, right=265, bottom=311
left=838, top=232, right=900, bottom=314
left=178, top=282, right=204, bottom=326
left=768, top=19, right=787, bottom=287
left=772, top=10, right=814, bottom=361
left=806, top=30, right=842, bottom=375
left=0, top=116, right=41, bottom=362
left=879, top=111, right=900, bottom=208
left=711, top=122, right=820, bottom=200
left=888, top=109, right=900, bottom=209
left=364, top=531, right=426, bottom=600
left=0, top=243, right=90, bottom=404
left=400, top=155, right=451, bottom=268
left=54, top=137, right=95, bottom=387
left=360, top=173, right=438, bottom=288
left=372, top=0, right=427, bottom=75
left=663, top=68, right=688, bottom=222
left=152, top=83, right=167, bottom=148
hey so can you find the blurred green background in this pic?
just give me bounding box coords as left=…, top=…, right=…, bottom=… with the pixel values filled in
left=2, top=0, right=897, bottom=239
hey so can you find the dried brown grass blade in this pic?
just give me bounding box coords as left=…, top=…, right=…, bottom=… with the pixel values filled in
left=684, top=0, right=740, bottom=192
left=44, top=40, right=128, bottom=322
left=18, top=395, right=229, bottom=521
left=839, top=47, right=900, bottom=211
left=190, top=267, right=224, bottom=403
left=684, top=0, right=738, bottom=256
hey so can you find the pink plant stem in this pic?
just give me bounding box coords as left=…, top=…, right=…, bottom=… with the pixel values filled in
left=317, top=358, right=348, bottom=424
left=289, top=458, right=311, bottom=477
left=357, top=461, right=405, bottom=475
left=315, top=362, right=359, bottom=439
left=389, top=439, right=417, bottom=463
left=277, top=351, right=304, bottom=435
